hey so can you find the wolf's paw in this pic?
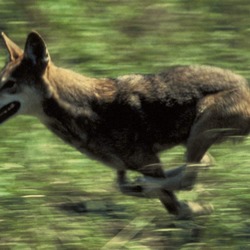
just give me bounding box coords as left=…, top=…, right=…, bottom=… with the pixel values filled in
left=176, top=201, right=214, bottom=220
left=119, top=181, right=144, bottom=197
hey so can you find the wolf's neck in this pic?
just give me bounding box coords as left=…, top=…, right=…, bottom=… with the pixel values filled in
left=46, top=64, right=99, bottom=100
left=40, top=63, right=117, bottom=125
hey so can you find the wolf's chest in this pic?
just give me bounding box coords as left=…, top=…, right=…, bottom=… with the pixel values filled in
left=45, top=117, right=86, bottom=146
left=45, top=118, right=126, bottom=170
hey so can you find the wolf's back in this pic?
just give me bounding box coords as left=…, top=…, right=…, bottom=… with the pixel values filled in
left=158, top=65, right=248, bottom=103
left=115, top=65, right=248, bottom=106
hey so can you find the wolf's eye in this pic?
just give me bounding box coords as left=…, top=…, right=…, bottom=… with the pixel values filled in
left=1, top=80, right=16, bottom=91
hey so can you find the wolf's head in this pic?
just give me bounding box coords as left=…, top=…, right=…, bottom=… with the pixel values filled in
left=0, top=32, right=50, bottom=124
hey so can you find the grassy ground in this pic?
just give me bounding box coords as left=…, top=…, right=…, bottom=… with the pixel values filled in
left=0, top=117, right=250, bottom=249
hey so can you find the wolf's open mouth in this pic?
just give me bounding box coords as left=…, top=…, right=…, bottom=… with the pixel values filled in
left=0, top=102, right=20, bottom=124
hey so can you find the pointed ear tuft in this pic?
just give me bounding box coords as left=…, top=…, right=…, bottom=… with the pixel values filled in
left=24, top=31, right=50, bottom=71
left=1, top=32, right=23, bottom=61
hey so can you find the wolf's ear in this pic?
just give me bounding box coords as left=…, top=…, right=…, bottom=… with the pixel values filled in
left=24, top=31, right=50, bottom=72
left=1, top=32, right=23, bottom=61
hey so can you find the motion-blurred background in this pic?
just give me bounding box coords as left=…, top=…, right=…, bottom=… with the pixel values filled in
left=0, top=0, right=250, bottom=249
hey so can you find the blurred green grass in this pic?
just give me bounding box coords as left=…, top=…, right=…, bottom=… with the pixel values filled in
left=0, top=0, right=250, bottom=249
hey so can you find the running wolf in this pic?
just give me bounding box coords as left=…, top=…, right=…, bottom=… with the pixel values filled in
left=1, top=32, right=250, bottom=218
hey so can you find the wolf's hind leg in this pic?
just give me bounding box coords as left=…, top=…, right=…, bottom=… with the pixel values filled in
left=160, top=111, right=234, bottom=191
left=160, top=128, right=222, bottom=191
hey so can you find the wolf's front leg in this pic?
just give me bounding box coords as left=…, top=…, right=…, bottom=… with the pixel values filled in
left=117, top=170, right=148, bottom=198
left=142, top=152, right=214, bottom=192
left=134, top=161, right=211, bottom=193
left=117, top=169, right=181, bottom=215
left=125, top=169, right=213, bottom=219
left=117, top=170, right=177, bottom=198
